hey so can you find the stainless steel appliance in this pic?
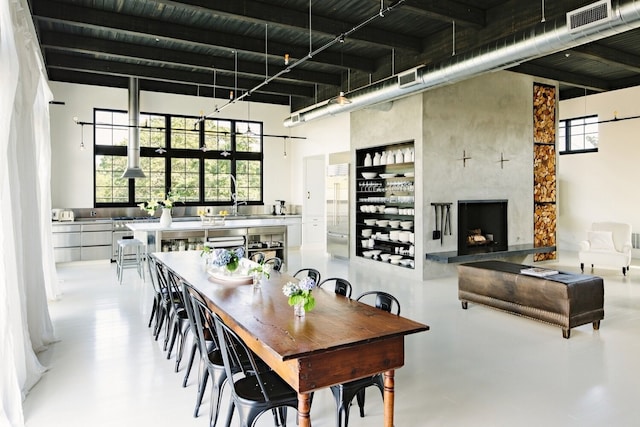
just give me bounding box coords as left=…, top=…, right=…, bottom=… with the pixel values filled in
left=326, top=163, right=350, bottom=258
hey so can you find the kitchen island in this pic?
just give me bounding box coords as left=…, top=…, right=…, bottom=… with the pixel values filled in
left=128, top=216, right=300, bottom=263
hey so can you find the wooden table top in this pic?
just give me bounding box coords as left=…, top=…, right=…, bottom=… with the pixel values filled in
left=152, top=251, right=428, bottom=363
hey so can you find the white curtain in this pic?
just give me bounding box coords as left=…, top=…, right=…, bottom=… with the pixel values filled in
left=1, top=0, right=59, bottom=425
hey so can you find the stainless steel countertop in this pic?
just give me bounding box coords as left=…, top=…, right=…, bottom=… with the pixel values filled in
left=53, top=214, right=301, bottom=224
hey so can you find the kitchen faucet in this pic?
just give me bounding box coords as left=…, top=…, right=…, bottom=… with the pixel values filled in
left=229, top=174, right=247, bottom=216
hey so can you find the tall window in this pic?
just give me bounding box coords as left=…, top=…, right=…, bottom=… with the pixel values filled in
left=559, top=115, right=599, bottom=154
left=93, top=109, right=263, bottom=207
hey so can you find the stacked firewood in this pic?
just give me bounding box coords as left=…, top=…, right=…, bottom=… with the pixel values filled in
left=533, top=83, right=557, bottom=261
left=533, top=145, right=556, bottom=203
left=534, top=203, right=557, bottom=261
left=533, top=84, right=556, bottom=143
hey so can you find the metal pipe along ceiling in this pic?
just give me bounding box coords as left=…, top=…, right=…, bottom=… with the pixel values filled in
left=122, top=77, right=145, bottom=178
left=284, top=0, right=640, bottom=127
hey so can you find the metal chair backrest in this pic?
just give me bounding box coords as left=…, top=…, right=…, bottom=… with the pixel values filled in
left=264, top=257, right=282, bottom=271
left=147, top=255, right=161, bottom=294
left=250, top=251, right=266, bottom=264
left=184, top=282, right=220, bottom=357
left=318, top=277, right=353, bottom=298
left=294, top=268, right=321, bottom=285
left=356, top=290, right=401, bottom=315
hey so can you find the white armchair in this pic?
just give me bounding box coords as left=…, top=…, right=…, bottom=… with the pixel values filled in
left=579, top=222, right=632, bottom=275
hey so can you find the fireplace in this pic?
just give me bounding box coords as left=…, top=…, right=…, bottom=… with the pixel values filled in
left=457, top=200, right=508, bottom=255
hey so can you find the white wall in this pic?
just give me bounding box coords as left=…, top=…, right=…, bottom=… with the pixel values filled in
left=558, top=86, right=640, bottom=253
left=48, top=81, right=291, bottom=209
left=287, top=113, right=351, bottom=206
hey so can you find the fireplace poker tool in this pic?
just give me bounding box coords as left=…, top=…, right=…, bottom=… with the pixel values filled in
left=432, top=204, right=441, bottom=240
left=432, top=203, right=452, bottom=245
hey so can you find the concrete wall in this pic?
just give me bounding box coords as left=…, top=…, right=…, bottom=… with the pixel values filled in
left=351, top=71, right=555, bottom=279
left=558, top=86, right=640, bottom=255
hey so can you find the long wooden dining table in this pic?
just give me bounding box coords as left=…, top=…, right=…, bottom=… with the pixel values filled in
left=152, top=251, right=429, bottom=427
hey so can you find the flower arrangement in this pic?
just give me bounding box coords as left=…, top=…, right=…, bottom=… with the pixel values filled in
left=248, top=261, right=272, bottom=280
left=282, top=276, right=316, bottom=312
left=138, top=191, right=179, bottom=215
left=209, top=247, right=245, bottom=272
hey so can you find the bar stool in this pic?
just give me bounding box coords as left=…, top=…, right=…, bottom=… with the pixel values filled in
left=116, top=238, right=145, bottom=284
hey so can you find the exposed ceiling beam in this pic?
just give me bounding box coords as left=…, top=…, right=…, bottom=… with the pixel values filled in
left=510, top=63, right=610, bottom=93
left=47, top=68, right=290, bottom=105
left=40, top=31, right=341, bottom=87
left=45, top=52, right=315, bottom=98
left=153, top=0, right=423, bottom=52
left=569, top=44, right=640, bottom=74
left=31, top=0, right=376, bottom=73
left=398, top=0, right=486, bottom=28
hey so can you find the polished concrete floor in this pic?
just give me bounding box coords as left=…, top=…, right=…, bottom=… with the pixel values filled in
left=24, top=250, right=640, bottom=427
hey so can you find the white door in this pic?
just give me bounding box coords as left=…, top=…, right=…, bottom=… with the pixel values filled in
left=302, top=155, right=325, bottom=248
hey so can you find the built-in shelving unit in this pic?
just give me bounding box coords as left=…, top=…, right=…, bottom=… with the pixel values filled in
left=355, top=141, right=415, bottom=269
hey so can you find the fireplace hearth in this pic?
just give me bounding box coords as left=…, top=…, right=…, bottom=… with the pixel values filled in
left=457, top=200, right=508, bottom=255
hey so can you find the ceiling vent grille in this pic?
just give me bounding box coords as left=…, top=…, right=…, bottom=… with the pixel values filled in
left=290, top=113, right=302, bottom=124
left=398, top=67, right=423, bottom=88
left=567, top=0, right=612, bottom=32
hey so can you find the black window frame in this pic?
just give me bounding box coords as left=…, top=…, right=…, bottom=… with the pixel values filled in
left=559, top=114, right=599, bottom=155
left=93, top=108, right=264, bottom=208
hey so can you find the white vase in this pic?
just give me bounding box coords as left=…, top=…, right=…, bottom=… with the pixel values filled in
left=364, top=153, right=373, bottom=167
left=373, top=152, right=381, bottom=166
left=160, top=208, right=172, bottom=227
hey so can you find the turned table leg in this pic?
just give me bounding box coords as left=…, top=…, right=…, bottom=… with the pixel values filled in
left=383, top=369, right=396, bottom=427
left=297, top=392, right=312, bottom=427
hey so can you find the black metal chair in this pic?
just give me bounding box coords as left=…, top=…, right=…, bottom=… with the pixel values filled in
left=264, top=257, right=283, bottom=272
left=213, top=313, right=299, bottom=427
left=328, top=291, right=401, bottom=427
left=293, top=268, right=321, bottom=285
left=146, top=255, right=163, bottom=330
left=183, top=282, right=229, bottom=427
left=151, top=258, right=173, bottom=342
left=317, top=277, right=352, bottom=298
left=250, top=251, right=266, bottom=264
left=164, top=269, right=192, bottom=373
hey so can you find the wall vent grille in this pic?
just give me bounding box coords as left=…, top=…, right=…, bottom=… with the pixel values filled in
left=567, top=0, right=612, bottom=32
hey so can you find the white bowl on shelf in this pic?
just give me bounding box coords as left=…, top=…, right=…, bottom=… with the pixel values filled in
left=369, top=250, right=382, bottom=258
left=379, top=173, right=397, bottom=179
left=376, top=219, right=389, bottom=227
left=379, top=253, right=391, bottom=262
left=398, top=231, right=410, bottom=242
left=389, top=220, right=401, bottom=228
left=390, top=258, right=402, bottom=265
left=400, top=220, right=413, bottom=229
left=389, top=255, right=402, bottom=262
left=362, top=251, right=373, bottom=258
left=361, top=229, right=372, bottom=237
left=389, top=230, right=400, bottom=241
left=399, top=259, right=412, bottom=266
left=361, top=172, right=377, bottom=179
left=376, top=205, right=386, bottom=213
left=363, top=219, right=377, bottom=226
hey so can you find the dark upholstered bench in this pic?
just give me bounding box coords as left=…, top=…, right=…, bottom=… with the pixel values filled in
left=458, top=260, right=604, bottom=338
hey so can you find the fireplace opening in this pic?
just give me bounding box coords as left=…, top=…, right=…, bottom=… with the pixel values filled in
left=457, top=200, right=508, bottom=255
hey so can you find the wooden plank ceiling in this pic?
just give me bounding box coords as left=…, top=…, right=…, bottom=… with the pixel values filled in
left=28, top=0, right=640, bottom=112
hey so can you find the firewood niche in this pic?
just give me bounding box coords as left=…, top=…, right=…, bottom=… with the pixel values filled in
left=533, top=83, right=557, bottom=261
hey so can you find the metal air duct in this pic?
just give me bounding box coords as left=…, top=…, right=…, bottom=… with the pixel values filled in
left=122, top=77, right=145, bottom=178
left=284, top=0, right=640, bottom=127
